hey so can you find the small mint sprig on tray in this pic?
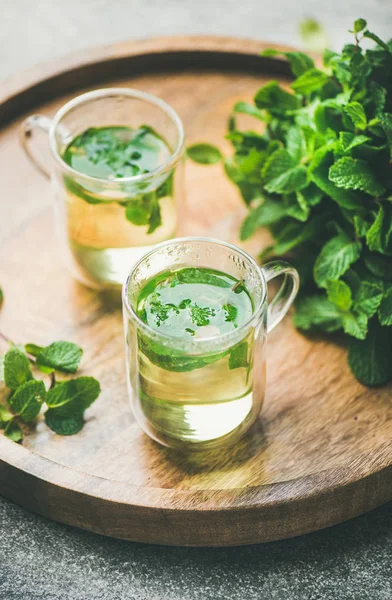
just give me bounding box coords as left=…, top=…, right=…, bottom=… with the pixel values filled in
left=187, top=19, right=392, bottom=387
left=0, top=334, right=101, bottom=443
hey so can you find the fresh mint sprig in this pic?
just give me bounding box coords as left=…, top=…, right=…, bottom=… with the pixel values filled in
left=188, top=19, right=392, bottom=386
left=0, top=332, right=100, bottom=442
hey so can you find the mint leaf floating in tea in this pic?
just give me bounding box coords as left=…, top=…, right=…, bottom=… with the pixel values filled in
left=229, top=342, right=249, bottom=370
left=191, top=19, right=392, bottom=385
left=4, top=346, right=33, bottom=391
left=45, top=377, right=101, bottom=435
left=0, top=328, right=101, bottom=442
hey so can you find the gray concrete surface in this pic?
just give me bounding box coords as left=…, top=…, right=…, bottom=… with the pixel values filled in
left=1, top=1, right=392, bottom=598
left=0, top=497, right=391, bottom=600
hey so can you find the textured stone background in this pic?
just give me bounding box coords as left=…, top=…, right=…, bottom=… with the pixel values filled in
left=1, top=1, right=392, bottom=598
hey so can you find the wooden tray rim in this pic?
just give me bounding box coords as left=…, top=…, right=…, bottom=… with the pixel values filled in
left=0, top=36, right=390, bottom=542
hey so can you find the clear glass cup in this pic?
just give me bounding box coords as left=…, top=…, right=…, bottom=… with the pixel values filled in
left=122, top=237, right=299, bottom=449
left=20, top=88, right=185, bottom=289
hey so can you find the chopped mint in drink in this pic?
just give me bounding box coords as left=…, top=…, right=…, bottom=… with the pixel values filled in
left=137, top=267, right=253, bottom=339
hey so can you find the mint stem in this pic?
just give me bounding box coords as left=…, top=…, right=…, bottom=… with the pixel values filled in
left=0, top=331, right=36, bottom=364
left=49, top=372, right=56, bottom=390
left=0, top=331, right=13, bottom=345
left=231, top=279, right=243, bottom=292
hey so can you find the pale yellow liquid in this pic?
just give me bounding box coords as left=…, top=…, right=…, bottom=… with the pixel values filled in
left=135, top=334, right=264, bottom=447
left=65, top=190, right=177, bottom=288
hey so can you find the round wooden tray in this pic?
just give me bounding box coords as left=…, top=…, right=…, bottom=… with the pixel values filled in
left=0, top=37, right=391, bottom=547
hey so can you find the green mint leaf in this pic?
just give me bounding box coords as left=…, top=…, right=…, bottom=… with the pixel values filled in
left=254, top=81, right=299, bottom=113
left=0, top=356, right=4, bottom=383
left=343, top=102, right=367, bottom=130
left=261, top=49, right=315, bottom=77
left=286, top=192, right=310, bottom=222
left=310, top=149, right=362, bottom=209
left=353, top=18, right=367, bottom=33
left=234, top=148, right=265, bottom=177
left=326, top=280, right=352, bottom=311
left=329, top=157, right=385, bottom=197
left=323, top=49, right=338, bottom=67
left=0, top=404, right=14, bottom=428
left=228, top=342, right=248, bottom=370
left=353, top=282, right=384, bottom=318
left=177, top=268, right=231, bottom=288
left=348, top=320, right=392, bottom=386
left=190, top=304, right=215, bottom=327
left=291, top=68, right=330, bottom=95
left=147, top=194, right=162, bottom=235
left=232, top=102, right=264, bottom=121
left=36, top=341, right=83, bottom=374
left=138, top=335, right=228, bottom=373
left=4, top=420, right=23, bottom=443
left=363, top=31, right=390, bottom=52
left=293, top=295, right=342, bottom=332
left=46, top=376, right=100, bottom=411
left=44, top=411, right=84, bottom=436
left=156, top=172, right=173, bottom=199
left=379, top=113, right=392, bottom=156
left=125, top=196, right=151, bottom=226
left=297, top=183, right=323, bottom=207
left=286, top=127, right=306, bottom=163
left=0, top=287, right=3, bottom=307
left=284, top=51, right=315, bottom=76
left=4, top=347, right=33, bottom=391
left=45, top=376, right=100, bottom=436
left=342, top=312, right=368, bottom=340
left=366, top=205, right=392, bottom=254
left=223, top=304, right=238, bottom=323
left=262, top=149, right=307, bottom=194
left=265, top=165, right=307, bottom=194
left=187, top=144, right=222, bottom=165
left=314, top=233, right=361, bottom=288
left=25, top=343, right=44, bottom=358
left=338, top=132, right=370, bottom=152
left=9, top=380, right=46, bottom=423
left=299, top=19, right=329, bottom=52
left=273, top=217, right=321, bottom=255
left=240, top=200, right=286, bottom=240
left=353, top=216, right=371, bottom=238
left=364, top=254, right=392, bottom=281
left=379, top=289, right=392, bottom=326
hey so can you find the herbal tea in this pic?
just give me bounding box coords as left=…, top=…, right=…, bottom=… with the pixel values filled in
left=133, top=267, right=259, bottom=445
left=61, top=125, right=178, bottom=287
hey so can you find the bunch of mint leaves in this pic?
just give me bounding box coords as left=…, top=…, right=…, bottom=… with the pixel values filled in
left=0, top=336, right=101, bottom=442
left=188, top=19, right=392, bottom=387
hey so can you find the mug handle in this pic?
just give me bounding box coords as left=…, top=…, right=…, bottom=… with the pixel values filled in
left=260, top=260, right=300, bottom=334
left=19, top=114, right=52, bottom=179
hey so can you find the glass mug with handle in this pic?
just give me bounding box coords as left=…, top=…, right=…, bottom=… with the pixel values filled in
left=123, top=237, right=299, bottom=449
left=20, top=88, right=185, bottom=289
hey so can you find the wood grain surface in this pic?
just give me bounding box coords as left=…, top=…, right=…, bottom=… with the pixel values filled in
left=0, top=36, right=391, bottom=547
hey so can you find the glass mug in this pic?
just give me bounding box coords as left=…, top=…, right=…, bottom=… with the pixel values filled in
left=123, top=238, right=299, bottom=449
left=20, top=88, right=185, bottom=289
